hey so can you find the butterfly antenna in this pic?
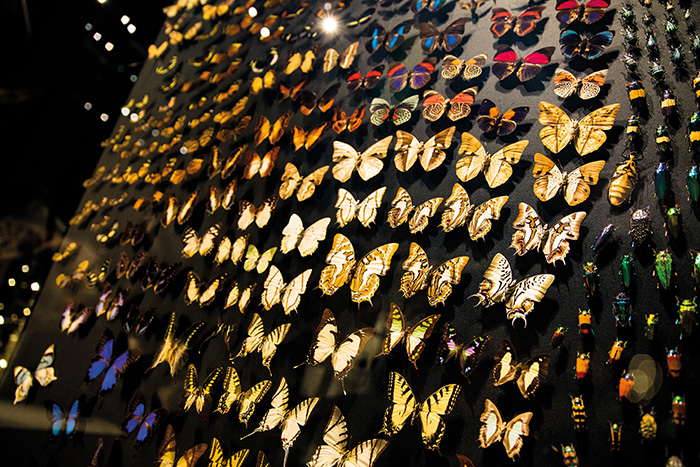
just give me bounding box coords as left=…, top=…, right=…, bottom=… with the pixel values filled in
left=240, top=428, right=259, bottom=440
left=293, top=361, right=306, bottom=369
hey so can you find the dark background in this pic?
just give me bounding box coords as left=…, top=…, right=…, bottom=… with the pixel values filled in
left=0, top=0, right=699, bottom=466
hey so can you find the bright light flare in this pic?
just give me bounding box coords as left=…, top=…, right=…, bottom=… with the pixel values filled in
left=322, top=16, right=338, bottom=33
left=260, top=27, right=270, bottom=38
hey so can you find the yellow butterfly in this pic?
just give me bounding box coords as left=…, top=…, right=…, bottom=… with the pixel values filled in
left=440, top=183, right=508, bottom=240
left=179, top=364, right=224, bottom=421
left=181, top=224, right=220, bottom=258
left=234, top=313, right=290, bottom=375
left=154, top=425, right=208, bottom=467
left=323, top=42, right=359, bottom=72
left=238, top=196, right=278, bottom=230
left=149, top=312, right=206, bottom=377
left=224, top=281, right=256, bottom=314
left=284, top=47, right=318, bottom=75
left=307, top=406, right=389, bottom=467
left=331, top=136, right=393, bottom=183
left=243, top=245, right=277, bottom=274
left=532, top=153, right=605, bottom=206
left=278, top=163, right=329, bottom=201
left=206, top=181, right=236, bottom=213
left=213, top=235, right=249, bottom=266
left=297, top=308, right=375, bottom=395
left=280, top=215, right=330, bottom=257
left=251, top=70, right=277, bottom=95
left=214, top=367, right=271, bottom=427
left=318, top=234, right=399, bottom=304
left=394, top=127, right=455, bottom=172
left=184, top=272, right=228, bottom=307
left=400, top=242, right=469, bottom=306
left=207, top=437, right=249, bottom=467
left=335, top=187, right=386, bottom=228
left=376, top=303, right=441, bottom=370
left=539, top=101, right=620, bottom=156
left=261, top=266, right=312, bottom=315
left=479, top=399, right=532, bottom=459
left=52, top=242, right=77, bottom=263
left=161, top=191, right=200, bottom=228
left=380, top=371, right=460, bottom=451
left=456, top=132, right=528, bottom=188
left=493, top=339, right=550, bottom=398
left=387, top=187, right=443, bottom=234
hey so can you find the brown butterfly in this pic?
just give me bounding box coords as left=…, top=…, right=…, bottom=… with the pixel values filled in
left=331, top=105, right=366, bottom=134
left=292, top=124, right=328, bottom=151
left=254, top=112, right=293, bottom=146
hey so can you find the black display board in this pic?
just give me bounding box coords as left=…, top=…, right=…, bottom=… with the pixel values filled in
left=2, top=0, right=700, bottom=466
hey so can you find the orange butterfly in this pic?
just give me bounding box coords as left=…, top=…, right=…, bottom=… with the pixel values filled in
left=254, top=112, right=293, bottom=146
left=292, top=124, right=328, bottom=151
left=296, top=84, right=340, bottom=115
left=331, top=106, right=366, bottom=134
left=243, top=148, right=279, bottom=179
left=279, top=79, right=307, bottom=100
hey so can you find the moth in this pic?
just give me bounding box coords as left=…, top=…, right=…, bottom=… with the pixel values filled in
left=400, top=242, right=469, bottom=306
left=387, top=187, right=443, bottom=234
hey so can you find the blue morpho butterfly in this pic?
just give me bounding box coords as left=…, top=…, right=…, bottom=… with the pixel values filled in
left=365, top=21, right=412, bottom=54
left=86, top=329, right=140, bottom=395
left=419, top=18, right=469, bottom=54
left=119, top=390, right=168, bottom=449
left=48, top=398, right=80, bottom=439
left=559, top=29, right=614, bottom=60
left=412, top=0, right=448, bottom=13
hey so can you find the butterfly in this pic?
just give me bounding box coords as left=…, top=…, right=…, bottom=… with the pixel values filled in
left=347, top=65, right=385, bottom=91
left=123, top=305, right=156, bottom=336
left=95, top=221, right=119, bottom=244
left=279, top=79, right=308, bottom=101
left=292, top=124, right=328, bottom=151
left=14, top=344, right=57, bottom=404
left=278, top=163, right=328, bottom=201
left=376, top=303, right=441, bottom=369
left=556, top=0, right=610, bottom=25
left=365, top=21, right=412, bottom=53
left=380, top=371, right=461, bottom=451
left=394, top=126, right=455, bottom=173
left=479, top=399, right=532, bottom=458
left=400, top=242, right=470, bottom=305
left=243, top=245, right=277, bottom=273
left=492, top=45, right=555, bottom=82
left=323, top=42, right=359, bottom=72
left=532, top=153, right=605, bottom=206
left=116, top=251, right=147, bottom=280
left=440, top=184, right=509, bottom=239
left=185, top=272, right=228, bottom=306
left=140, top=258, right=182, bottom=294
left=224, top=281, right=257, bottom=314
left=60, top=300, right=94, bottom=335
left=148, top=41, right=168, bottom=59
left=261, top=266, right=312, bottom=315
left=83, top=259, right=111, bottom=290
left=119, top=390, right=168, bottom=449
left=48, top=398, right=80, bottom=440
left=234, top=313, right=291, bottom=375
left=86, top=329, right=140, bottom=395
left=335, top=187, right=386, bottom=228
left=369, top=96, right=419, bottom=126
left=154, top=425, right=208, bottom=467
left=471, top=253, right=555, bottom=326
left=539, top=101, right=620, bottom=155
left=89, top=437, right=104, bottom=467
left=206, top=181, right=237, bottom=214
left=251, top=70, right=277, bottom=94
left=161, top=191, right=200, bottom=227
left=387, top=187, right=443, bottom=234
left=181, top=224, right=220, bottom=258
left=52, top=242, right=77, bottom=262
left=459, top=0, right=486, bottom=13
left=419, top=18, right=469, bottom=53
left=435, top=323, right=491, bottom=378
left=477, top=99, right=529, bottom=136
left=307, top=406, right=389, bottom=467
left=493, top=339, right=551, bottom=398
left=441, top=54, right=487, bottom=80
left=422, top=88, right=478, bottom=122
left=553, top=68, right=608, bottom=100
left=179, top=364, right=224, bottom=421
left=54, top=259, right=90, bottom=288
left=254, top=112, right=293, bottom=146
left=280, top=215, right=330, bottom=257
left=283, top=47, right=318, bottom=75
left=559, top=29, right=614, bottom=59
left=490, top=6, right=546, bottom=37
left=298, top=308, right=375, bottom=395
left=331, top=105, right=366, bottom=134
left=119, top=220, right=148, bottom=246
left=215, top=367, right=271, bottom=426
left=238, top=196, right=278, bottom=230
left=331, top=136, right=393, bottom=183
left=387, top=59, right=437, bottom=92
left=412, top=0, right=449, bottom=13
left=319, top=234, right=399, bottom=304
left=297, top=83, right=341, bottom=115
left=207, top=437, right=250, bottom=467
left=92, top=284, right=127, bottom=322
left=149, top=312, right=206, bottom=377
left=456, top=132, right=528, bottom=188
left=243, top=148, right=279, bottom=179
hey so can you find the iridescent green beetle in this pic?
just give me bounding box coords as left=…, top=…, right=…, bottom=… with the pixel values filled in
left=690, top=250, right=700, bottom=289
left=676, top=297, right=697, bottom=337
left=620, top=254, right=634, bottom=288
left=665, top=207, right=682, bottom=239
left=687, top=166, right=700, bottom=202
left=654, top=249, right=674, bottom=290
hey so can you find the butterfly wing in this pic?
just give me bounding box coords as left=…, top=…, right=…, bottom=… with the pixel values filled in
left=331, top=328, right=375, bottom=385
left=308, top=406, right=348, bottom=467
left=199, top=224, right=220, bottom=256
left=440, top=183, right=472, bottom=232
left=214, top=237, right=232, bottom=265
left=387, top=187, right=414, bottom=228
left=335, top=189, right=358, bottom=227
left=418, top=384, right=461, bottom=450
left=297, top=166, right=329, bottom=202
left=181, top=228, right=201, bottom=258
left=238, top=380, right=273, bottom=426
left=472, top=253, right=515, bottom=307
left=510, top=203, right=545, bottom=256
left=405, top=314, right=441, bottom=369
left=215, top=367, right=242, bottom=414
left=350, top=243, right=399, bottom=304
left=34, top=344, right=57, bottom=387
left=552, top=68, right=579, bottom=99
left=378, top=303, right=407, bottom=357
left=261, top=266, right=285, bottom=311
left=574, top=103, right=620, bottom=156
left=582, top=30, right=614, bottom=59
left=563, top=160, right=606, bottom=205
left=516, top=355, right=551, bottom=398
left=357, top=187, right=387, bottom=227
left=366, top=22, right=387, bottom=54
left=493, top=339, right=519, bottom=386
left=299, top=218, right=331, bottom=257
left=280, top=398, right=320, bottom=453
left=409, top=198, right=443, bottom=234
left=427, top=257, right=470, bottom=306
left=418, top=22, right=441, bottom=54
left=514, top=5, right=546, bottom=36
left=492, top=45, right=519, bottom=81
left=381, top=372, right=418, bottom=436
left=578, top=69, right=608, bottom=99
left=447, top=87, right=477, bottom=121
left=399, top=242, right=431, bottom=298
left=441, top=54, right=464, bottom=80
left=419, top=126, right=455, bottom=172
left=502, top=412, right=533, bottom=458
left=198, top=274, right=227, bottom=307
left=238, top=313, right=265, bottom=357
left=541, top=212, right=586, bottom=264
left=385, top=20, right=412, bottom=51
left=505, top=275, right=555, bottom=325
left=319, top=234, right=356, bottom=295
left=421, top=91, right=447, bottom=122
left=339, top=42, right=359, bottom=69
left=485, top=140, right=528, bottom=188
left=387, top=63, right=409, bottom=92
left=468, top=196, right=509, bottom=241
left=332, top=142, right=361, bottom=183
left=369, top=98, right=392, bottom=126
left=281, top=269, right=312, bottom=315
left=440, top=18, right=469, bottom=52
left=455, top=132, right=488, bottom=183
left=308, top=309, right=338, bottom=365
left=393, top=132, right=421, bottom=172
left=532, top=153, right=565, bottom=202
left=392, top=95, right=420, bottom=126
left=490, top=8, right=514, bottom=37
left=357, top=136, right=392, bottom=181
left=539, top=101, right=574, bottom=154
left=479, top=399, right=505, bottom=447
left=409, top=59, right=436, bottom=89
left=278, top=163, right=302, bottom=200
left=255, top=197, right=278, bottom=229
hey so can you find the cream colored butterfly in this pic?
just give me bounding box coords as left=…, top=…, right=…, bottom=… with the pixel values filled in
left=214, top=366, right=271, bottom=427
left=531, top=153, right=605, bottom=206
left=181, top=224, right=220, bottom=258
left=387, top=187, right=443, bottom=234
left=331, top=136, right=393, bottom=183
left=394, top=127, right=455, bottom=172
left=335, top=187, right=386, bottom=228
left=238, top=196, right=278, bottom=230
left=214, top=234, right=249, bottom=266
left=14, top=345, right=57, bottom=404
left=280, top=214, right=330, bottom=257
left=539, top=101, right=620, bottom=156
left=234, top=313, right=290, bottom=375
left=278, top=163, right=329, bottom=202
left=243, top=245, right=277, bottom=273
left=400, top=242, right=469, bottom=306
left=440, top=183, right=508, bottom=240
left=455, top=132, right=528, bottom=188
left=261, top=266, right=312, bottom=315
left=224, top=281, right=257, bottom=315
left=479, top=399, right=532, bottom=459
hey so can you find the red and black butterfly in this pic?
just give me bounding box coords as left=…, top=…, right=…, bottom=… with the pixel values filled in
left=476, top=99, right=529, bottom=136
left=347, top=65, right=385, bottom=91
left=490, top=6, right=546, bottom=37
left=366, top=21, right=412, bottom=53
left=387, top=58, right=437, bottom=92
left=556, top=0, right=610, bottom=25
left=492, top=45, right=555, bottom=81
left=419, top=18, right=469, bottom=53
left=296, top=83, right=340, bottom=115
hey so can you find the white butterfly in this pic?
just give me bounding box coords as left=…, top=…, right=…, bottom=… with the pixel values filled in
left=181, top=224, right=220, bottom=258
left=261, top=266, right=312, bottom=315
left=479, top=399, right=532, bottom=459
left=335, top=187, right=386, bottom=228
left=387, top=187, right=443, bottom=234
left=14, top=345, right=57, bottom=404
left=280, top=214, right=330, bottom=257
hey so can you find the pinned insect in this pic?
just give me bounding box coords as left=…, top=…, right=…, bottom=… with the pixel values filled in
left=671, top=47, right=684, bottom=66
left=694, top=72, right=700, bottom=101
left=620, top=255, right=634, bottom=289
left=666, top=348, right=681, bottom=377
left=626, top=115, right=641, bottom=148
left=609, top=422, right=623, bottom=451
left=619, top=53, right=638, bottom=72
left=629, top=207, right=652, bottom=247
left=620, top=4, right=636, bottom=26
left=665, top=207, right=682, bottom=239
left=571, top=395, right=586, bottom=431
left=583, top=262, right=598, bottom=297
left=654, top=249, right=674, bottom=290
left=619, top=372, right=635, bottom=400
left=671, top=395, right=686, bottom=425
left=646, top=31, right=658, bottom=56
left=655, top=162, right=671, bottom=202
left=639, top=408, right=657, bottom=441
left=608, top=340, right=627, bottom=364
left=592, top=224, right=615, bottom=253
left=690, top=250, right=700, bottom=288
left=645, top=313, right=658, bottom=339
left=626, top=81, right=646, bottom=108
left=693, top=35, right=700, bottom=54
left=687, top=167, right=699, bottom=202
left=576, top=352, right=590, bottom=380
left=578, top=309, right=593, bottom=336
left=688, top=113, right=700, bottom=153
left=676, top=297, right=697, bottom=337
left=650, top=60, right=666, bottom=80
left=557, top=444, right=579, bottom=467
left=661, top=90, right=676, bottom=118
left=613, top=292, right=633, bottom=327
left=656, top=125, right=671, bottom=154
left=551, top=326, right=567, bottom=348
left=665, top=16, right=679, bottom=39
left=622, top=27, right=638, bottom=46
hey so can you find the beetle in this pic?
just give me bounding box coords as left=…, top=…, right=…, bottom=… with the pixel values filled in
left=571, top=395, right=586, bottom=431
left=608, top=340, right=627, bottom=364
left=639, top=407, right=657, bottom=441
left=576, top=352, right=591, bottom=379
